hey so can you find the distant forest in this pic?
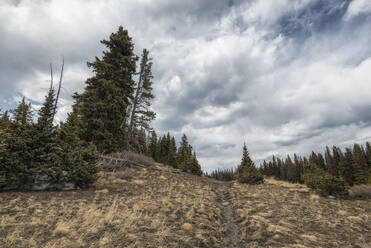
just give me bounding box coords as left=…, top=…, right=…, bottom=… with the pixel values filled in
left=207, top=142, right=370, bottom=196
left=260, top=143, right=371, bottom=186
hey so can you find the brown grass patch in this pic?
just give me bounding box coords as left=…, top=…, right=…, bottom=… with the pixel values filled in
left=0, top=164, right=369, bottom=247
left=349, top=184, right=371, bottom=199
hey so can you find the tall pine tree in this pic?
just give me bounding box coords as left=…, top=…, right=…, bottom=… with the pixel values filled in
left=73, top=26, right=138, bottom=153
left=126, top=49, right=155, bottom=150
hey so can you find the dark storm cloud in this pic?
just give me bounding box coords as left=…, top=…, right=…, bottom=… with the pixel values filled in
left=1, top=0, right=371, bottom=171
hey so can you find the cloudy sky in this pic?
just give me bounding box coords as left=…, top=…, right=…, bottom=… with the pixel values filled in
left=1, top=0, right=371, bottom=171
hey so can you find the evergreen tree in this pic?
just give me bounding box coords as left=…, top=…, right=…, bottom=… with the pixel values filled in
left=155, top=136, right=162, bottom=162
left=325, top=146, right=337, bottom=176
left=149, top=130, right=157, bottom=160
left=0, top=111, right=10, bottom=157
left=0, top=98, right=34, bottom=187
left=309, top=152, right=318, bottom=166
left=317, top=153, right=326, bottom=171
left=352, top=144, right=368, bottom=185
left=332, top=146, right=341, bottom=177
left=31, top=88, right=60, bottom=181
left=286, top=155, right=295, bottom=182
left=167, top=136, right=178, bottom=168
left=159, top=134, right=170, bottom=163
left=178, top=134, right=192, bottom=165
left=235, top=143, right=263, bottom=184
left=340, top=148, right=354, bottom=186
left=366, top=142, right=371, bottom=183
left=56, top=112, right=99, bottom=187
left=126, top=49, right=156, bottom=149
left=177, top=134, right=202, bottom=175
left=73, top=26, right=138, bottom=153
left=189, top=152, right=202, bottom=176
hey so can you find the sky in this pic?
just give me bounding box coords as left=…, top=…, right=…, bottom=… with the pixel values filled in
left=1, top=0, right=371, bottom=172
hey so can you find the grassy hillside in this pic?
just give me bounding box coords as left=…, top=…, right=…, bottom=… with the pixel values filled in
left=0, top=161, right=370, bottom=247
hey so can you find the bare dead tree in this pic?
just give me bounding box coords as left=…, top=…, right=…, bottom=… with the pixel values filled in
left=53, top=56, right=64, bottom=118
left=50, top=63, right=54, bottom=89
left=49, top=57, right=64, bottom=124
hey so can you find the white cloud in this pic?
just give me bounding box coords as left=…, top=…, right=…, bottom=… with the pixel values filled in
left=344, top=0, right=371, bottom=20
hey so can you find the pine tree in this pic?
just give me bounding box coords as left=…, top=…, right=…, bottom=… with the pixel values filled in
left=331, top=146, right=341, bottom=177
left=176, top=134, right=202, bottom=175
left=149, top=130, right=157, bottom=160
left=30, top=88, right=60, bottom=181
left=178, top=134, right=192, bottom=166
left=293, top=154, right=303, bottom=183
left=340, top=148, right=354, bottom=186
left=0, top=111, right=10, bottom=158
left=286, top=155, right=295, bottom=182
left=126, top=49, right=156, bottom=149
left=158, top=134, right=170, bottom=164
left=317, top=153, right=326, bottom=171
left=352, top=144, right=368, bottom=185
left=0, top=98, right=34, bottom=187
left=167, top=136, right=178, bottom=168
left=325, top=146, right=337, bottom=176
left=73, top=26, right=138, bottom=153
left=56, top=112, right=99, bottom=187
left=155, top=136, right=162, bottom=162
left=235, top=143, right=263, bottom=184
left=137, top=128, right=148, bottom=154
left=366, top=142, right=371, bottom=183
left=189, top=152, right=202, bottom=176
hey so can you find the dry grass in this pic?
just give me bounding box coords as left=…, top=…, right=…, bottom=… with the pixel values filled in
left=98, top=151, right=155, bottom=171
left=0, top=168, right=370, bottom=248
left=0, top=164, right=223, bottom=248
left=349, top=184, right=371, bottom=199
left=230, top=178, right=371, bottom=247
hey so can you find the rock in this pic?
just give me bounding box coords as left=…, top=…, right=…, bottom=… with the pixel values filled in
left=32, top=183, right=51, bottom=191
left=328, top=195, right=336, bottom=199
left=62, top=183, right=76, bottom=191
left=222, top=202, right=229, bottom=206
left=181, top=223, right=193, bottom=231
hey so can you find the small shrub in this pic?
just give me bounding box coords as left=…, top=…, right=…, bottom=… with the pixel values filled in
left=236, top=166, right=264, bottom=185
left=316, top=174, right=349, bottom=197
left=303, top=164, right=349, bottom=197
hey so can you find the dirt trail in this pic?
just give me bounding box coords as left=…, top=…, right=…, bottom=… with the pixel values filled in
left=215, top=183, right=240, bottom=248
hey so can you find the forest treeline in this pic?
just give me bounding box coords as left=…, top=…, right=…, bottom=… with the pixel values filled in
left=259, top=143, right=371, bottom=196
left=259, top=143, right=371, bottom=185
left=206, top=142, right=370, bottom=196
left=0, top=26, right=201, bottom=190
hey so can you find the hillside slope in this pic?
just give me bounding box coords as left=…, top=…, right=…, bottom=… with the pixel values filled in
left=0, top=162, right=370, bottom=248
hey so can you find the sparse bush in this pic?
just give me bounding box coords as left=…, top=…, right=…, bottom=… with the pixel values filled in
left=349, top=185, right=371, bottom=199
